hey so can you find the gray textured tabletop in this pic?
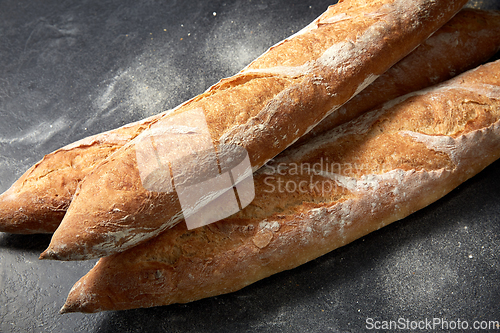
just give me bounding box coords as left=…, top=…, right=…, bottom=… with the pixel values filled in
left=0, top=0, right=499, bottom=332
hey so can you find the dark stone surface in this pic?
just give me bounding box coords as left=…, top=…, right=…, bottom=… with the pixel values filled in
left=0, top=0, right=499, bottom=332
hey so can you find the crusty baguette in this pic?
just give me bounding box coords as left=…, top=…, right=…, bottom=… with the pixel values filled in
left=0, top=115, right=163, bottom=234
left=1, top=7, right=495, bottom=235
left=298, top=8, right=500, bottom=143
left=61, top=59, right=500, bottom=313
left=40, top=0, right=469, bottom=260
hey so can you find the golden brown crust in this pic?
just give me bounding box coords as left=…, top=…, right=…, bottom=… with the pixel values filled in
left=41, top=0, right=469, bottom=260
left=0, top=114, right=164, bottom=234
left=61, top=60, right=500, bottom=313
left=298, top=8, right=500, bottom=143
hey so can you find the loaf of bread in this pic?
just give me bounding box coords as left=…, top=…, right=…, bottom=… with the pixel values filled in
left=0, top=115, right=162, bottom=234
left=1, top=7, right=495, bottom=235
left=61, top=59, right=500, bottom=313
left=39, top=0, right=469, bottom=260
left=298, top=8, right=500, bottom=142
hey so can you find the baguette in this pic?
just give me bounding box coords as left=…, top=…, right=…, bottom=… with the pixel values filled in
left=61, top=59, right=500, bottom=313
left=1, top=7, right=495, bottom=235
left=0, top=115, right=162, bottom=234
left=298, top=8, right=500, bottom=143
left=40, top=0, right=469, bottom=260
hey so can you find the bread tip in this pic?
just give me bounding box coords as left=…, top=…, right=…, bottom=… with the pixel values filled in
left=59, top=301, right=82, bottom=314
left=39, top=243, right=96, bottom=261
left=59, top=304, right=71, bottom=314
left=39, top=248, right=59, bottom=260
